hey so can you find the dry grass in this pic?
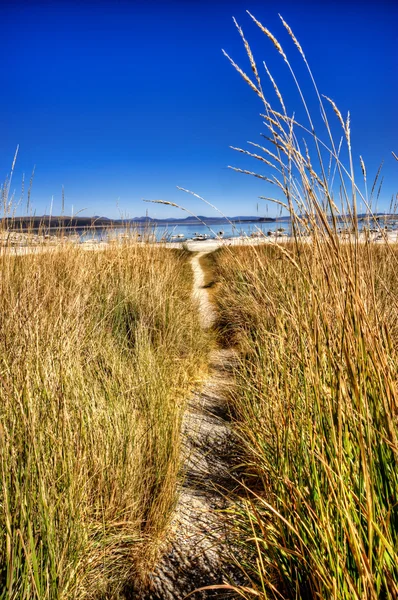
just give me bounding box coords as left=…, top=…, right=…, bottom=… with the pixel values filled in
left=214, top=239, right=398, bottom=599
left=0, top=237, right=208, bottom=598
left=206, top=12, right=398, bottom=600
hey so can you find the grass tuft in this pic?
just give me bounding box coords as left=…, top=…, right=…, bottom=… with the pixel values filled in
left=212, top=12, right=398, bottom=600
left=0, top=237, right=208, bottom=598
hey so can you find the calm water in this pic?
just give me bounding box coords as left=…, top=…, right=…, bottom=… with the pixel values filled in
left=80, top=221, right=290, bottom=242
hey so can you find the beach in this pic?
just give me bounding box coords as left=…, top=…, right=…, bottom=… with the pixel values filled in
left=3, top=228, right=398, bottom=257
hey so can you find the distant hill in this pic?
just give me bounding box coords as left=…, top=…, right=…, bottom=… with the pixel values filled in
left=2, top=215, right=118, bottom=230
left=129, top=215, right=274, bottom=225
left=0, top=214, right=279, bottom=230
left=3, top=212, right=395, bottom=231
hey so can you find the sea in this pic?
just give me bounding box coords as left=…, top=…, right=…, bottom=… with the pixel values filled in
left=80, top=221, right=290, bottom=243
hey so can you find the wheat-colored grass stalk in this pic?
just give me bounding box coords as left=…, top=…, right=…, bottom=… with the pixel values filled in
left=0, top=215, right=208, bottom=597
left=211, top=13, right=398, bottom=600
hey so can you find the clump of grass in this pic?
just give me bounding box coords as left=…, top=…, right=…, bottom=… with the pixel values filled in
left=215, top=242, right=398, bottom=598
left=0, top=236, right=207, bottom=598
left=211, top=12, right=398, bottom=600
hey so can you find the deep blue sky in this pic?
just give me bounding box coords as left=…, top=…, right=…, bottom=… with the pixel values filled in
left=2, top=0, right=397, bottom=218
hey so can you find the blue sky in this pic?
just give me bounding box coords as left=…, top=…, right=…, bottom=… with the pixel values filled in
left=2, top=0, right=397, bottom=218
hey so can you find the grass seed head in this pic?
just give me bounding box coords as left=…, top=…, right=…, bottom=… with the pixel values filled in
left=246, top=11, right=287, bottom=62
left=279, top=14, right=306, bottom=60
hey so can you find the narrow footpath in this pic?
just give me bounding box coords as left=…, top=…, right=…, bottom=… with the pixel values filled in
left=141, top=251, right=241, bottom=599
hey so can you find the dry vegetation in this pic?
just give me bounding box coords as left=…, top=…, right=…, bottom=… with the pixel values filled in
left=205, top=11, right=398, bottom=600
left=214, top=241, right=398, bottom=599
left=0, top=239, right=208, bottom=599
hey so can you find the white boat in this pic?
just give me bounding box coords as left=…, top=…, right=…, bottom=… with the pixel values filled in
left=192, top=234, right=209, bottom=241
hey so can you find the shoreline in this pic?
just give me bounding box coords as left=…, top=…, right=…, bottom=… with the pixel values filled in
left=165, top=230, right=398, bottom=251
left=2, top=230, right=398, bottom=256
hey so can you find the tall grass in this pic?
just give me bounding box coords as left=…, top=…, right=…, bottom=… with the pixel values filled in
left=211, top=12, right=398, bottom=600
left=0, top=238, right=207, bottom=598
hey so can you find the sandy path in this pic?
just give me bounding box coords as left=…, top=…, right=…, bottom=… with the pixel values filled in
left=140, top=252, right=241, bottom=599
left=190, top=252, right=215, bottom=329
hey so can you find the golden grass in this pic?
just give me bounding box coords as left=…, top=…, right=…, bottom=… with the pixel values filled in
left=0, top=238, right=208, bottom=598
left=213, top=240, right=398, bottom=599
left=208, top=12, right=398, bottom=600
